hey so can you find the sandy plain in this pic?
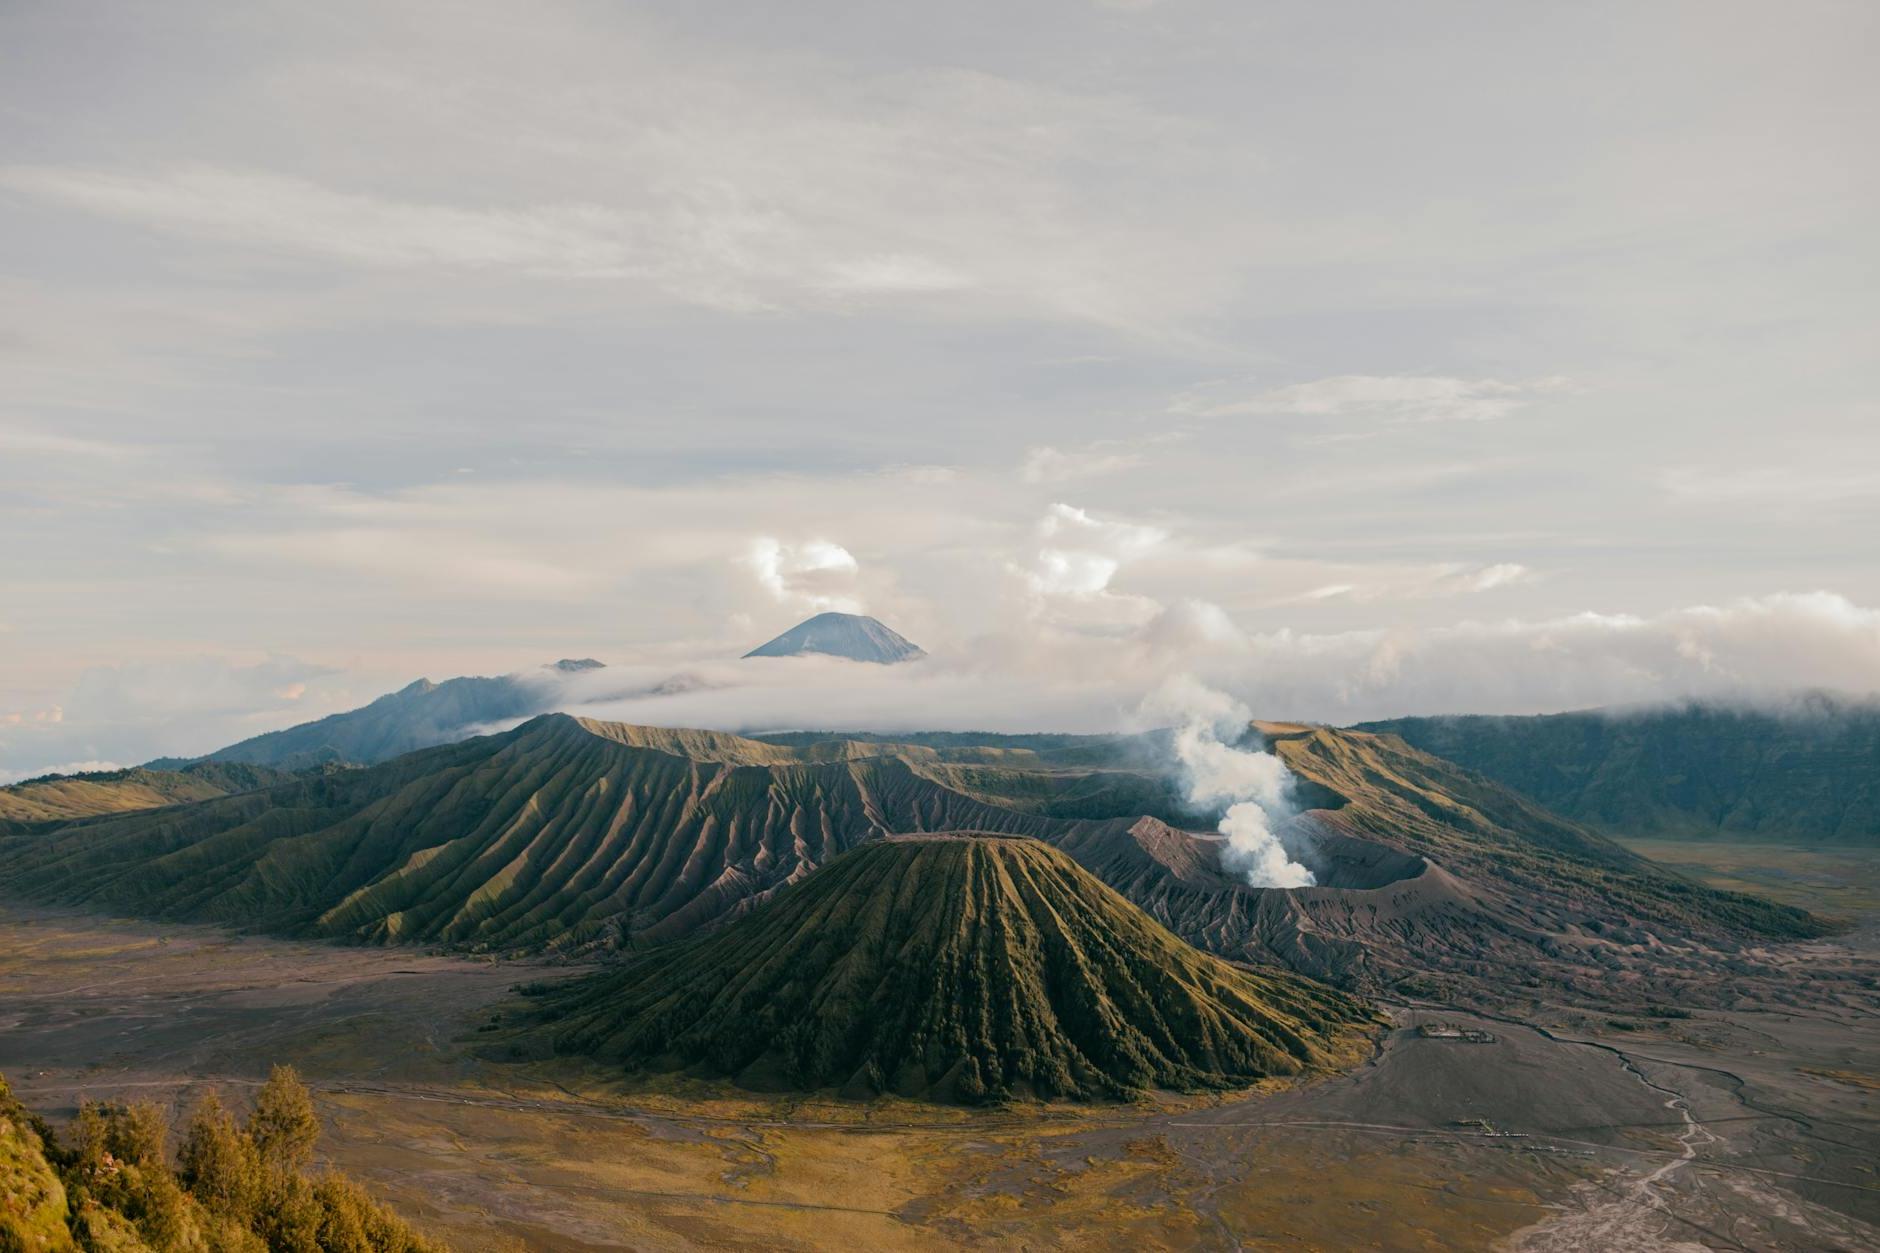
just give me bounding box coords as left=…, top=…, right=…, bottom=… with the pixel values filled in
left=3, top=845, right=1877, bottom=1252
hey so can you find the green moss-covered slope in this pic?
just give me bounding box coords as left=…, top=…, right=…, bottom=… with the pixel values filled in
left=0, top=715, right=1130, bottom=952
left=1358, top=697, right=1880, bottom=842
left=0, top=762, right=295, bottom=825
left=0, top=1075, right=73, bottom=1251
left=518, top=836, right=1372, bottom=1103
left=1266, top=722, right=1829, bottom=940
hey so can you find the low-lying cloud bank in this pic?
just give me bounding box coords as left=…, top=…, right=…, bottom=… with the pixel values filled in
left=536, top=589, right=1880, bottom=737
left=3, top=589, right=1876, bottom=781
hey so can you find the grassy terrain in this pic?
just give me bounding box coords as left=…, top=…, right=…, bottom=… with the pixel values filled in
left=1611, top=838, right=1880, bottom=923
left=0, top=716, right=1157, bottom=953
left=0, top=713, right=1837, bottom=1025
left=1360, top=696, right=1880, bottom=842
left=1269, top=723, right=1830, bottom=941
left=511, top=837, right=1373, bottom=1103
left=0, top=762, right=293, bottom=825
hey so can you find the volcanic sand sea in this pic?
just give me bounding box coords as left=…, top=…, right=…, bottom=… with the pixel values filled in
left=2, top=896, right=1876, bottom=1250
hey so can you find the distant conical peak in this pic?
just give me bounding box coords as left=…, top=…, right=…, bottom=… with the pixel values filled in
left=743, top=611, right=925, bottom=664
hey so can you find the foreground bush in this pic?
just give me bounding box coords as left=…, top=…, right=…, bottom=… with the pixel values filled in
left=1, top=1066, right=444, bottom=1253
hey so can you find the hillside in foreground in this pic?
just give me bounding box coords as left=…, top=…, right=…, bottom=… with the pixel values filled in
left=1359, top=697, right=1880, bottom=842
left=510, top=836, right=1372, bottom=1103
left=0, top=1066, right=441, bottom=1252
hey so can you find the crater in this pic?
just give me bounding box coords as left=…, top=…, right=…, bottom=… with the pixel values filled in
left=1281, top=823, right=1427, bottom=891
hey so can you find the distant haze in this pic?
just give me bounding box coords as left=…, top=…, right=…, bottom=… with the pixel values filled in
left=1, top=1, right=1876, bottom=778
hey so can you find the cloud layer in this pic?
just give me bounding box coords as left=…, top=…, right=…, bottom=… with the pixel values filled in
left=1, top=1, right=1875, bottom=776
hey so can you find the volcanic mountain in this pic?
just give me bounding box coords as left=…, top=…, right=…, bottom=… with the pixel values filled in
left=153, top=663, right=599, bottom=770
left=510, top=835, right=1372, bottom=1103
left=742, top=612, right=925, bottom=663
left=0, top=715, right=1826, bottom=1011
left=1359, top=695, right=1880, bottom=842
left=0, top=715, right=1146, bottom=952
left=1102, top=723, right=1831, bottom=1007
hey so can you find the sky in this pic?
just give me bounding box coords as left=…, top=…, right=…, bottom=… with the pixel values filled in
left=2, top=0, right=1877, bottom=778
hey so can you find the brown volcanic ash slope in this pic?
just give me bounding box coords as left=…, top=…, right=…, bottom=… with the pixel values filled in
left=0, top=715, right=1826, bottom=1007
left=511, top=836, right=1372, bottom=1103
left=1088, top=724, right=1832, bottom=1007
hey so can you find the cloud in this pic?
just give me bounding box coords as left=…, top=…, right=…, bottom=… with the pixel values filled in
left=744, top=537, right=863, bottom=614
left=0, top=43, right=1210, bottom=329
left=1188, top=375, right=1569, bottom=424
left=0, top=424, right=137, bottom=459
left=1, top=165, right=654, bottom=277
left=0, top=760, right=124, bottom=786
left=0, top=656, right=378, bottom=780
left=505, top=590, right=1880, bottom=745
left=1015, top=502, right=1168, bottom=630
left=208, top=526, right=602, bottom=598
left=821, top=253, right=974, bottom=294
left=1, top=706, right=63, bottom=726
left=7, top=584, right=1877, bottom=782
left=1297, top=562, right=1531, bottom=602
left=1020, top=444, right=1144, bottom=484
left=1662, top=465, right=1880, bottom=507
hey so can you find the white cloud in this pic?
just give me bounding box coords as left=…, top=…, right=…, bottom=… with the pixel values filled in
left=822, top=253, right=974, bottom=294
left=0, top=44, right=1208, bottom=329
left=0, top=760, right=123, bottom=786
left=1189, top=375, right=1569, bottom=424
left=1662, top=465, right=1880, bottom=506
left=1, top=166, right=652, bottom=278
left=208, top=527, right=602, bottom=598
left=515, top=590, right=1880, bottom=740
left=0, top=655, right=381, bottom=778
left=1, top=707, right=63, bottom=726
left=1464, top=562, right=1530, bottom=592
left=1290, top=562, right=1530, bottom=604
left=0, top=424, right=137, bottom=459
left=2, top=2, right=1876, bottom=771
left=1017, top=502, right=1168, bottom=629
left=744, top=537, right=863, bottom=613
left=1020, top=444, right=1144, bottom=484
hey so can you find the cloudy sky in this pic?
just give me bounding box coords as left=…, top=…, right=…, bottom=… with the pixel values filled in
left=3, top=0, right=1877, bottom=776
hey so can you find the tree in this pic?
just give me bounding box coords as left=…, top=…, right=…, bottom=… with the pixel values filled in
left=247, top=1066, right=319, bottom=1172
left=68, top=1100, right=112, bottom=1176
left=113, top=1101, right=169, bottom=1171
left=177, top=1090, right=260, bottom=1221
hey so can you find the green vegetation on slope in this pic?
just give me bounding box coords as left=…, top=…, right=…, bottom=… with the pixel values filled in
left=0, top=763, right=294, bottom=825
left=1268, top=722, right=1831, bottom=940
left=0, top=1066, right=442, bottom=1252
left=514, top=836, right=1373, bottom=1103
left=0, top=709, right=1835, bottom=1006
left=0, top=715, right=1135, bottom=953
left=1358, top=697, right=1880, bottom=842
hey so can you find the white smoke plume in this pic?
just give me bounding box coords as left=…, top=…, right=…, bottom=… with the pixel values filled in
left=1145, top=677, right=1316, bottom=889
